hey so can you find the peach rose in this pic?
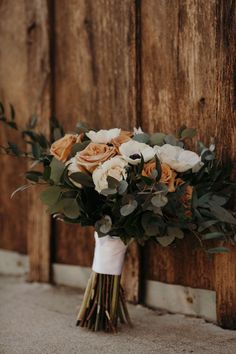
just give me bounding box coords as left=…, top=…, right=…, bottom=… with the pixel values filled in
left=142, top=162, right=177, bottom=192
left=175, top=178, right=193, bottom=217
left=74, top=142, right=116, bottom=172
left=112, top=131, right=132, bottom=151
left=50, top=134, right=78, bottom=162
left=142, top=161, right=156, bottom=178
left=182, top=184, right=193, bottom=216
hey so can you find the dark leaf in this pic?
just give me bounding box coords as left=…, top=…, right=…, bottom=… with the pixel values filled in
left=209, top=201, right=236, bottom=225
left=202, top=232, right=225, bottom=240
left=40, top=186, right=61, bottom=206
left=62, top=198, right=80, bottom=219
left=50, top=157, right=65, bottom=184
left=156, top=235, right=175, bottom=246
left=32, top=142, right=41, bottom=159
left=25, top=171, right=42, bottom=182
left=181, top=128, right=196, bottom=139
left=207, top=247, right=230, bottom=254
left=107, top=175, right=120, bottom=189
left=69, top=171, right=94, bottom=187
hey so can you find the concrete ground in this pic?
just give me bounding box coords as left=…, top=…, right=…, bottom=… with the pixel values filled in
left=0, top=276, right=236, bottom=354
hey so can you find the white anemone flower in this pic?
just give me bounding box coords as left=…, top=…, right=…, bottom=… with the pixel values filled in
left=133, top=127, right=144, bottom=135
left=86, top=128, right=121, bottom=144
left=119, top=140, right=155, bottom=165
left=154, top=144, right=202, bottom=173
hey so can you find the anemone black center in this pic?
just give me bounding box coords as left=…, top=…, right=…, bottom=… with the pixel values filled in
left=129, top=153, right=141, bottom=160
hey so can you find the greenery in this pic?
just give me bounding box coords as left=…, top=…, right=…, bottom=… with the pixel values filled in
left=1, top=103, right=236, bottom=254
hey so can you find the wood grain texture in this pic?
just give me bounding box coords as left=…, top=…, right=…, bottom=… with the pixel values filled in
left=24, top=0, right=51, bottom=282
left=0, top=0, right=51, bottom=281
left=53, top=0, right=140, bottom=301
left=141, top=0, right=236, bottom=326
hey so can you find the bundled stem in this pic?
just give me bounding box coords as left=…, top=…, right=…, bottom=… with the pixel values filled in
left=76, top=272, right=132, bottom=333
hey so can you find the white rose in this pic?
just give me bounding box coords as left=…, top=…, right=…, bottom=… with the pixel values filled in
left=154, top=144, right=202, bottom=173
left=119, top=140, right=155, bottom=165
left=92, top=156, right=128, bottom=193
left=86, top=128, right=121, bottom=144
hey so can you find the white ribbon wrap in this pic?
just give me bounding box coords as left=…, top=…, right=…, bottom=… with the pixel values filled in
left=92, top=232, right=127, bottom=275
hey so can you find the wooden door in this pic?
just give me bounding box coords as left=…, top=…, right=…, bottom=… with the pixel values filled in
left=0, top=0, right=235, bottom=327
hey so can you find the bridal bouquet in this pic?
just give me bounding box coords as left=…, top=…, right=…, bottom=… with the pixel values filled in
left=1, top=103, right=236, bottom=332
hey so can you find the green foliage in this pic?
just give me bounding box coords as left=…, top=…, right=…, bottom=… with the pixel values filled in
left=1, top=102, right=235, bottom=253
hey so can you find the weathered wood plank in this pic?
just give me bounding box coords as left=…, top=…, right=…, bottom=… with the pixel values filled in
left=141, top=0, right=236, bottom=326
left=0, top=0, right=51, bottom=282
left=214, top=0, right=236, bottom=329
left=53, top=0, right=139, bottom=301
left=0, top=1, right=29, bottom=255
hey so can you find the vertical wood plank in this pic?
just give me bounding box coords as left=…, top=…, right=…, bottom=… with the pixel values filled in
left=141, top=0, right=236, bottom=326
left=53, top=0, right=139, bottom=301
left=0, top=0, right=51, bottom=281
left=214, top=0, right=236, bottom=329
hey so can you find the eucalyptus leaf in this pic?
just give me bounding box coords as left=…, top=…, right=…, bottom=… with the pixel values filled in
left=207, top=247, right=230, bottom=254
left=95, top=215, right=112, bottom=234
left=210, top=195, right=227, bottom=206
left=197, top=220, right=219, bottom=232
left=149, top=133, right=166, bottom=146
left=181, top=128, right=196, bottom=139
left=40, top=186, right=61, bottom=206
left=32, top=142, right=41, bottom=159
left=133, top=133, right=150, bottom=144
left=208, top=201, right=236, bottom=225
left=120, top=200, right=138, bottom=216
left=62, top=198, right=80, bottom=219
left=202, top=232, right=225, bottom=240
left=101, top=188, right=117, bottom=196
left=107, top=175, right=120, bottom=189
left=50, top=157, right=65, bottom=184
left=156, top=235, right=175, bottom=247
left=118, top=180, right=128, bottom=194
left=151, top=194, right=168, bottom=207
left=167, top=226, right=184, bottom=239
left=164, top=134, right=180, bottom=146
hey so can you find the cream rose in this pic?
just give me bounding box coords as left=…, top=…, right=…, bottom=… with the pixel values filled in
left=86, top=128, right=121, bottom=144
left=154, top=144, right=202, bottom=173
left=92, top=156, right=128, bottom=193
left=66, top=157, right=87, bottom=188
left=74, top=142, right=116, bottom=172
left=50, top=134, right=78, bottom=162
left=119, top=140, right=155, bottom=165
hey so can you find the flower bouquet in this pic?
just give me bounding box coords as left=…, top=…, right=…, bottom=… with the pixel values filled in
left=1, top=103, right=236, bottom=333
